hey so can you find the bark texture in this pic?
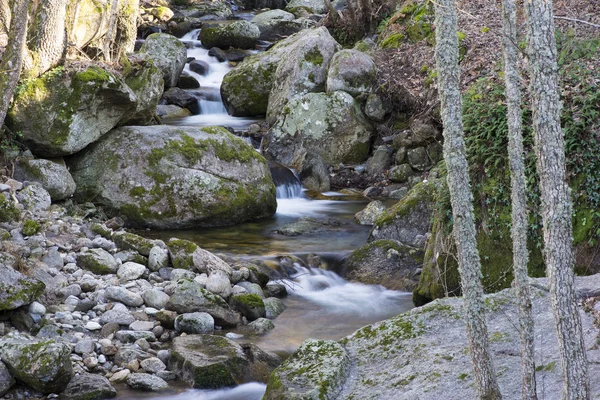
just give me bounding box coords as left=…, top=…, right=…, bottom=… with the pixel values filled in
left=0, top=0, right=10, bottom=35
left=524, top=0, right=590, bottom=399
left=502, top=0, right=537, bottom=398
left=102, top=0, right=138, bottom=62
left=0, top=0, right=29, bottom=127
left=434, top=1, right=502, bottom=399
left=23, top=0, right=68, bottom=78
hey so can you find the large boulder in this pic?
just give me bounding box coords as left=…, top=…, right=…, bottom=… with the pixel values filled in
left=265, top=91, right=373, bottom=165
left=139, top=33, right=187, bottom=88
left=0, top=361, right=14, bottom=397
left=0, top=334, right=73, bottom=394
left=166, top=280, right=241, bottom=327
left=12, top=158, right=76, bottom=201
left=7, top=66, right=137, bottom=157
left=67, top=125, right=277, bottom=229
left=59, top=372, right=117, bottom=400
left=344, top=240, right=423, bottom=291
left=66, top=0, right=110, bottom=49
left=285, top=0, right=327, bottom=14
left=121, top=54, right=165, bottom=125
left=176, top=0, right=233, bottom=19
left=200, top=21, right=260, bottom=50
left=266, top=27, right=341, bottom=124
left=0, top=263, right=45, bottom=311
left=250, top=10, right=306, bottom=41
left=264, top=339, right=349, bottom=400
left=169, top=334, right=280, bottom=388
left=326, top=49, right=377, bottom=96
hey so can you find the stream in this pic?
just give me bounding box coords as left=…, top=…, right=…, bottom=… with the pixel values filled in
left=119, top=27, right=414, bottom=400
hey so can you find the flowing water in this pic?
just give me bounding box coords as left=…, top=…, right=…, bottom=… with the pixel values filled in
left=120, top=27, right=413, bottom=399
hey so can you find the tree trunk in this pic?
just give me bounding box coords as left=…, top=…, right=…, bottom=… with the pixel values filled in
left=0, top=0, right=10, bottom=36
left=502, top=0, right=537, bottom=398
left=434, top=1, right=502, bottom=399
left=115, top=0, right=138, bottom=59
left=22, top=0, right=68, bottom=78
left=101, top=0, right=120, bottom=62
left=524, top=0, right=590, bottom=399
left=0, top=0, right=29, bottom=127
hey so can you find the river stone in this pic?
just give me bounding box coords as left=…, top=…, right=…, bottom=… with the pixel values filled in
left=407, top=147, right=431, bottom=171
left=174, top=312, right=214, bottom=334
left=59, top=372, right=116, bottom=400
left=235, top=282, right=264, bottom=298
left=140, top=357, right=166, bottom=374
left=142, top=289, right=170, bottom=309
left=250, top=10, right=305, bottom=41
left=166, top=280, right=241, bottom=327
left=389, top=164, right=414, bottom=183
left=78, top=248, right=119, bottom=274
left=326, top=49, right=377, bottom=97
left=105, top=286, right=144, bottom=307
left=0, top=361, right=14, bottom=396
left=156, top=104, right=191, bottom=119
left=169, top=335, right=280, bottom=388
left=148, top=246, right=169, bottom=271
left=200, top=21, right=260, bottom=50
left=127, top=373, right=169, bottom=391
left=117, top=262, right=147, bottom=281
left=370, top=180, right=439, bottom=247
left=264, top=297, right=286, bottom=319
left=139, top=33, right=187, bottom=88
left=114, top=330, right=156, bottom=343
left=266, top=27, right=341, bottom=125
left=367, top=146, right=393, bottom=175
left=264, top=339, right=349, bottom=400
left=16, top=183, right=51, bottom=211
left=113, top=231, right=155, bottom=257
left=249, top=318, right=274, bottom=334
left=285, top=0, right=327, bottom=13
left=68, top=126, right=276, bottom=229
left=13, top=158, right=76, bottom=201
left=345, top=240, right=423, bottom=291
left=100, top=309, right=135, bottom=326
left=168, top=238, right=233, bottom=276
left=122, top=53, right=165, bottom=125
left=0, top=265, right=45, bottom=311
left=265, top=91, right=373, bottom=166
left=230, top=294, right=265, bottom=321
left=355, top=200, right=387, bottom=226
left=205, top=270, right=232, bottom=298
left=162, top=87, right=199, bottom=114
left=291, top=148, right=331, bottom=192
left=264, top=284, right=287, bottom=298
left=7, top=66, right=137, bottom=157
left=178, top=0, right=233, bottom=19
left=0, top=334, right=73, bottom=394
left=365, top=93, right=387, bottom=121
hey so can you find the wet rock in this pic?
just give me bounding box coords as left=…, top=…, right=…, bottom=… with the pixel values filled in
left=264, top=297, right=286, bottom=319
left=264, top=284, right=287, bottom=298
left=277, top=216, right=346, bottom=236
left=177, top=74, right=200, bottom=89
left=189, top=60, right=210, bottom=76
left=140, top=357, right=166, bottom=374
left=291, top=149, right=331, bottom=192
left=174, top=312, right=214, bottom=334
left=355, top=200, right=387, bottom=226
left=162, top=87, right=200, bottom=114
left=127, top=373, right=169, bottom=391
left=249, top=318, right=274, bottom=334
left=59, top=372, right=116, bottom=400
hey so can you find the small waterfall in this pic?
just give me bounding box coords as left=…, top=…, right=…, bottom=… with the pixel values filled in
left=270, top=163, right=303, bottom=199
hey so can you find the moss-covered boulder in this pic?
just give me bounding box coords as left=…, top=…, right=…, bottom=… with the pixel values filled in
left=284, top=0, right=327, bottom=14
left=169, top=334, right=280, bottom=389
left=345, top=240, right=423, bottom=291
left=166, top=280, right=241, bottom=327
left=59, top=372, right=117, bottom=400
left=250, top=10, right=306, bottom=41
left=266, top=27, right=341, bottom=124
left=67, top=125, right=277, bottom=229
left=167, top=238, right=233, bottom=276
left=0, top=194, right=20, bottom=223
left=121, top=54, right=165, bottom=125
left=265, top=91, right=373, bottom=165
left=13, top=158, right=76, bottom=201
left=326, top=49, right=377, bottom=97
left=200, top=21, right=260, bottom=50
left=77, top=248, right=119, bottom=275
left=7, top=66, right=136, bottom=157
left=175, top=0, right=233, bottom=19
left=229, top=294, right=265, bottom=321
left=264, top=339, right=350, bottom=399
left=139, top=33, right=187, bottom=88
left=0, top=335, right=73, bottom=394
left=113, top=231, right=156, bottom=257
left=0, top=264, right=45, bottom=311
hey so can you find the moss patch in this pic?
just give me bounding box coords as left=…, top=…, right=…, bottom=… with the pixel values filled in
left=22, top=219, right=41, bottom=236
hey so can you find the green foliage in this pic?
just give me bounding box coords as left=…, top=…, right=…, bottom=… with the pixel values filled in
left=22, top=219, right=41, bottom=236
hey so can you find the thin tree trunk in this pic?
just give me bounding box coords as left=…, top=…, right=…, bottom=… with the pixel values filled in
left=115, top=0, right=138, bottom=59
left=102, top=0, right=120, bottom=62
left=501, top=0, right=537, bottom=398
left=434, top=1, right=502, bottom=399
left=22, top=0, right=68, bottom=78
left=524, top=0, right=590, bottom=399
left=0, top=0, right=29, bottom=127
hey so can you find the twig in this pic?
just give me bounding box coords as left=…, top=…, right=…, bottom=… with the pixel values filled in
left=554, top=16, right=600, bottom=28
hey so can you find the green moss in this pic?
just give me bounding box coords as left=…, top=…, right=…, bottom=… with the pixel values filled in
left=129, top=186, right=146, bottom=197
left=380, top=33, right=405, bottom=49
left=0, top=195, right=20, bottom=222
left=457, top=373, right=469, bottom=380
left=304, top=47, right=324, bottom=66
left=72, top=66, right=111, bottom=84
left=535, top=361, right=557, bottom=372
left=375, top=179, right=440, bottom=226
left=234, top=294, right=264, bottom=309
left=22, top=219, right=41, bottom=236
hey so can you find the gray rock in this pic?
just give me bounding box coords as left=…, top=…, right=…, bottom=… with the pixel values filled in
left=68, top=126, right=276, bottom=229
left=205, top=270, right=232, bottom=299
left=230, top=294, right=265, bottom=321
left=264, top=297, right=286, bottom=319
left=7, top=67, right=136, bottom=157
left=326, top=49, right=377, bottom=96
left=169, top=335, right=280, bottom=388
left=59, top=372, right=117, bottom=400
left=285, top=0, right=327, bottom=13
left=162, top=87, right=199, bottom=114
left=389, top=164, right=414, bottom=184
left=0, top=334, right=73, bottom=394
left=13, top=158, right=76, bottom=201
left=367, top=146, right=392, bottom=175
left=236, top=282, right=264, bottom=298
left=291, top=149, right=330, bottom=192
left=100, top=309, right=135, bottom=326
left=0, top=361, right=15, bottom=397
left=264, top=284, right=287, bottom=298
left=248, top=317, right=274, bottom=334
left=114, top=330, right=156, bottom=343
left=354, top=201, right=387, bottom=226
left=156, top=104, right=191, bottom=119
left=407, top=147, right=430, bottom=171
left=129, top=321, right=155, bottom=331
left=139, top=33, right=187, bottom=88
left=74, top=339, right=95, bottom=355
left=148, top=246, right=169, bottom=271
left=142, top=289, right=170, bottom=309
left=250, top=10, right=305, bottom=41
left=117, top=262, right=146, bottom=282
left=200, top=21, right=260, bottom=50
left=105, top=286, right=144, bottom=307
left=16, top=183, right=51, bottom=211
left=122, top=53, right=165, bottom=125
left=140, top=357, right=166, bottom=374
left=170, top=268, right=196, bottom=281
left=112, top=231, right=155, bottom=257
left=127, top=373, right=169, bottom=391
left=42, top=247, right=64, bottom=269
left=364, top=93, right=387, bottom=122
left=78, top=248, right=118, bottom=274
left=174, top=312, right=214, bottom=334
left=266, top=27, right=341, bottom=124
left=266, top=91, right=373, bottom=166
left=0, top=264, right=45, bottom=311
